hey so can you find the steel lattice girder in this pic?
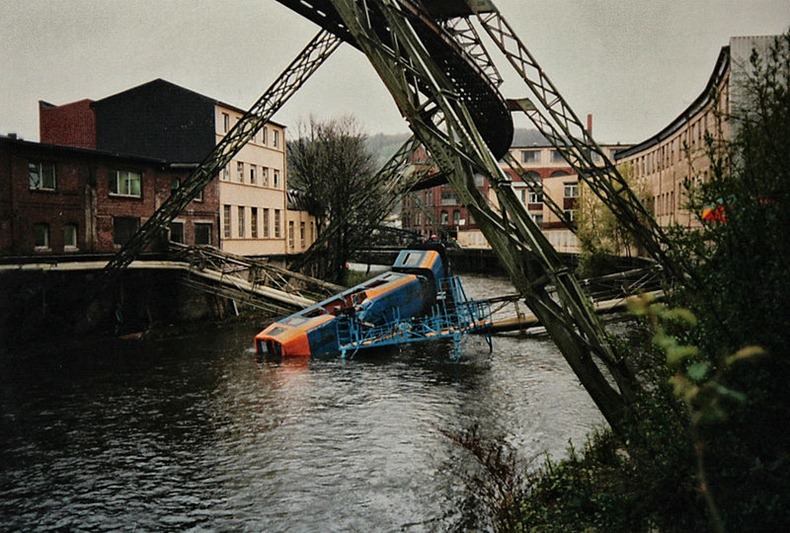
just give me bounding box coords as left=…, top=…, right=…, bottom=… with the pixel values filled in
left=322, top=0, right=637, bottom=428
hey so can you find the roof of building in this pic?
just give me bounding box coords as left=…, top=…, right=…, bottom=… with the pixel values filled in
left=510, top=128, right=549, bottom=147
left=69, top=78, right=287, bottom=130
left=614, top=45, right=731, bottom=160
left=0, top=134, right=180, bottom=168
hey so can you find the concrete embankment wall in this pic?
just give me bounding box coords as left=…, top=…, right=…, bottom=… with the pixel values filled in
left=0, top=269, right=229, bottom=349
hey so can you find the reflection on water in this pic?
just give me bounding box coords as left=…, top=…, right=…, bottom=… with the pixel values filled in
left=0, top=275, right=603, bottom=531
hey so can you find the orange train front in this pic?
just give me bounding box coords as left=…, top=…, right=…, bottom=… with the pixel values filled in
left=255, top=245, right=451, bottom=357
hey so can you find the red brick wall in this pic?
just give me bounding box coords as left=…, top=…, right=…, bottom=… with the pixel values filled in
left=39, top=99, right=97, bottom=149
left=0, top=139, right=220, bottom=256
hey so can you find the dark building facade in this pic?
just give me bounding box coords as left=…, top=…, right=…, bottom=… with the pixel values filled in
left=39, top=79, right=217, bottom=163
left=0, top=136, right=219, bottom=256
left=92, top=79, right=217, bottom=163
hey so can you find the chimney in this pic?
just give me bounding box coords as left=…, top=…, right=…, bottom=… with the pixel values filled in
left=587, top=114, right=593, bottom=134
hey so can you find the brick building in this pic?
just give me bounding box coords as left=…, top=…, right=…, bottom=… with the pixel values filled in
left=38, top=78, right=314, bottom=258
left=0, top=135, right=219, bottom=256
left=400, top=129, right=625, bottom=253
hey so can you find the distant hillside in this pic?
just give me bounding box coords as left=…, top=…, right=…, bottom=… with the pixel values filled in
left=365, top=128, right=550, bottom=165
left=366, top=131, right=411, bottom=165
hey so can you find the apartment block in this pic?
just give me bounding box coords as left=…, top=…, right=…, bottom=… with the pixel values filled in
left=614, top=36, right=777, bottom=228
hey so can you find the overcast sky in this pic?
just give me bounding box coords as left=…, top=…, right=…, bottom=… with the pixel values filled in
left=1, top=0, right=787, bottom=144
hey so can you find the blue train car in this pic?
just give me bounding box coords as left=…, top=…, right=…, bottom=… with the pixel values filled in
left=255, top=246, right=450, bottom=358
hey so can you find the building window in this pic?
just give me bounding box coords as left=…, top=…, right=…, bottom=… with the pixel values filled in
left=441, top=191, right=459, bottom=205
left=33, top=223, right=50, bottom=249
left=28, top=162, right=56, bottom=191
left=195, top=223, right=212, bottom=245
left=170, top=178, right=180, bottom=195
left=222, top=112, right=230, bottom=133
left=250, top=165, right=256, bottom=185
left=192, top=188, right=204, bottom=202
left=169, top=221, right=184, bottom=243
left=300, top=221, right=306, bottom=248
left=528, top=191, right=543, bottom=204
left=64, top=224, right=78, bottom=250
left=453, top=210, right=461, bottom=225
left=273, top=170, right=280, bottom=188
left=237, top=162, right=244, bottom=183
left=564, top=209, right=576, bottom=223
left=110, top=170, right=142, bottom=197
left=113, top=217, right=139, bottom=246
left=441, top=211, right=449, bottom=225
left=288, top=221, right=295, bottom=249
left=531, top=214, right=544, bottom=226
left=238, top=206, right=245, bottom=238
left=261, top=167, right=269, bottom=187
left=274, top=209, right=281, bottom=238
left=262, top=126, right=268, bottom=145
left=251, top=207, right=258, bottom=238
left=564, top=183, right=579, bottom=198
left=223, top=205, right=231, bottom=239
left=551, top=150, right=565, bottom=163
left=521, top=150, right=539, bottom=164
left=273, top=130, right=279, bottom=148
left=263, top=208, right=270, bottom=238
left=222, top=165, right=230, bottom=181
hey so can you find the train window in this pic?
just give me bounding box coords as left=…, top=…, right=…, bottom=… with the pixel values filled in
left=399, top=252, right=423, bottom=267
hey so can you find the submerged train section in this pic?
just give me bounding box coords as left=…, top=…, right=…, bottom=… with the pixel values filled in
left=254, top=244, right=493, bottom=359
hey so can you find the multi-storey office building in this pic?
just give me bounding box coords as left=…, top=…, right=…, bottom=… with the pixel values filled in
left=0, top=135, right=219, bottom=256
left=39, top=79, right=313, bottom=258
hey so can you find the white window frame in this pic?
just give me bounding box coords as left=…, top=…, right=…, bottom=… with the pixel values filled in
left=29, top=161, right=56, bottom=191
left=274, top=209, right=281, bottom=238
left=521, top=150, right=539, bottom=164
left=564, top=183, right=579, bottom=198
left=64, top=224, right=78, bottom=250
left=110, top=170, right=142, bottom=198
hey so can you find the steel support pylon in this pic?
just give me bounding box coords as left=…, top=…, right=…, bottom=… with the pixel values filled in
left=326, top=0, right=637, bottom=430
left=475, top=10, right=688, bottom=284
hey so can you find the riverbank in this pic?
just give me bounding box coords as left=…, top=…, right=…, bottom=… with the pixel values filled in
left=0, top=268, right=244, bottom=350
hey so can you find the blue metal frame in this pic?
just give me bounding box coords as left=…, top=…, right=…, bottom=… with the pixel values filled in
left=336, top=276, right=493, bottom=360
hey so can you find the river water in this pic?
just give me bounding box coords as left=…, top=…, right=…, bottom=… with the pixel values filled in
left=0, top=275, right=604, bottom=531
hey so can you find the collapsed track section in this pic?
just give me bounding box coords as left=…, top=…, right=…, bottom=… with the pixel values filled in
left=277, top=0, right=641, bottom=431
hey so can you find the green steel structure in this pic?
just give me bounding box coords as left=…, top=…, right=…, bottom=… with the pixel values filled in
left=103, top=0, right=692, bottom=430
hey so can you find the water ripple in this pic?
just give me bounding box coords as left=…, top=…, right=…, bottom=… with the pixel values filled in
left=1, top=276, right=604, bottom=531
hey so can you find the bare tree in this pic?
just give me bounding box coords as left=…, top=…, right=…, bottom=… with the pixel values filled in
left=288, top=116, right=389, bottom=284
